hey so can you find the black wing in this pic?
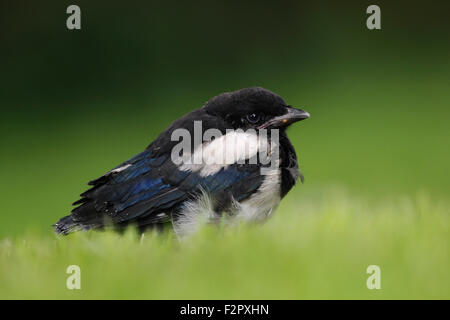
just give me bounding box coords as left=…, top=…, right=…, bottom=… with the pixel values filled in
left=54, top=148, right=264, bottom=234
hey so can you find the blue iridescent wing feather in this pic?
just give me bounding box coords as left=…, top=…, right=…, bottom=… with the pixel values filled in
left=70, top=149, right=263, bottom=228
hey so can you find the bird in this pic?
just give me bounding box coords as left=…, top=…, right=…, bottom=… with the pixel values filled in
left=53, top=87, right=310, bottom=237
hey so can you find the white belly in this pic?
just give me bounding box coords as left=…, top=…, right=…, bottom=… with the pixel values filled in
left=234, top=168, right=281, bottom=223
left=173, top=168, right=281, bottom=238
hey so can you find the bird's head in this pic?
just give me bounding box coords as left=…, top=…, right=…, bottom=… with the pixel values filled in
left=204, top=87, right=309, bottom=131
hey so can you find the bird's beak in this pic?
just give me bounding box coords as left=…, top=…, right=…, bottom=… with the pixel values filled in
left=258, top=106, right=310, bottom=129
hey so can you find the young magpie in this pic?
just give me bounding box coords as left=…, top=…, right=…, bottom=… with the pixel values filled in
left=54, top=87, right=310, bottom=237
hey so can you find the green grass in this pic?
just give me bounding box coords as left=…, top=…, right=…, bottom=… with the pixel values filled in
left=1, top=188, right=448, bottom=299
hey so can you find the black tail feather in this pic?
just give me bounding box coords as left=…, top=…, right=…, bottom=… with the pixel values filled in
left=53, top=215, right=80, bottom=235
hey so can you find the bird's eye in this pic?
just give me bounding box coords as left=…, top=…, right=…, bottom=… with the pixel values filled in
left=246, top=113, right=260, bottom=124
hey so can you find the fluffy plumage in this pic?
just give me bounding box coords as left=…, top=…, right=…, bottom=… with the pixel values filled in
left=54, top=87, right=309, bottom=236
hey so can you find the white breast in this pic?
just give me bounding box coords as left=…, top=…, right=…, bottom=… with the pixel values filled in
left=234, top=167, right=281, bottom=223
left=173, top=168, right=281, bottom=239
left=173, top=130, right=281, bottom=238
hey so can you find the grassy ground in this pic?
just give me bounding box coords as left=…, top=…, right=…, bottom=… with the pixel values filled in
left=1, top=188, right=448, bottom=299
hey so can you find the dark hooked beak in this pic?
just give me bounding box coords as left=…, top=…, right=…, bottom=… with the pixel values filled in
left=258, top=106, right=310, bottom=129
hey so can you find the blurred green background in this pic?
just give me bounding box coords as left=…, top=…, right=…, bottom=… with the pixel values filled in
left=1, top=0, right=448, bottom=236
left=0, top=0, right=449, bottom=300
